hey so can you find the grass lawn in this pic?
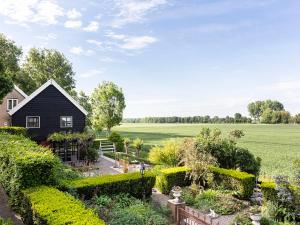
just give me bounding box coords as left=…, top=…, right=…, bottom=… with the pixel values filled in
left=112, top=123, right=300, bottom=178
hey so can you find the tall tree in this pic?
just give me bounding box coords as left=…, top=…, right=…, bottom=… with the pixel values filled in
left=20, top=48, right=76, bottom=94
left=247, top=101, right=264, bottom=122
left=0, top=33, right=22, bottom=78
left=0, top=61, right=13, bottom=103
left=73, top=90, right=92, bottom=126
left=91, top=81, right=126, bottom=132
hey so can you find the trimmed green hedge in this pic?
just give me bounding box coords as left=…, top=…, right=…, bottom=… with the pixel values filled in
left=22, top=186, right=105, bottom=225
left=0, top=133, right=60, bottom=208
left=155, top=166, right=192, bottom=194
left=261, top=182, right=277, bottom=202
left=68, top=172, right=156, bottom=200
left=103, top=151, right=151, bottom=164
left=0, top=126, right=27, bottom=136
left=210, top=166, right=255, bottom=199
left=93, top=139, right=101, bottom=149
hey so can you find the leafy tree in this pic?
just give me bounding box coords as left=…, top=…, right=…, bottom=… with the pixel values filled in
left=247, top=101, right=264, bottom=121
left=20, top=48, right=76, bottom=94
left=108, top=131, right=124, bottom=152
left=91, top=81, right=126, bottom=132
left=133, top=138, right=143, bottom=157
left=260, top=108, right=273, bottom=124
left=234, top=113, right=242, bottom=123
left=0, top=33, right=22, bottom=78
left=0, top=62, right=13, bottom=103
left=72, top=90, right=92, bottom=126
left=180, top=138, right=217, bottom=185
left=263, top=100, right=284, bottom=111
left=294, top=114, right=300, bottom=124
left=148, top=139, right=183, bottom=167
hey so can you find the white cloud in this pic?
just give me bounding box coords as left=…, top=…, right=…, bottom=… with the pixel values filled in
left=69, top=46, right=94, bottom=56
left=106, top=32, right=126, bottom=40
left=112, top=0, right=167, bottom=27
left=70, top=46, right=83, bottom=55
left=120, top=36, right=157, bottom=50
left=262, top=80, right=300, bottom=92
left=66, top=8, right=81, bottom=19
left=0, top=0, right=64, bottom=26
left=35, top=33, right=57, bottom=41
left=64, top=20, right=82, bottom=28
left=87, top=39, right=102, bottom=48
left=80, top=69, right=105, bottom=78
left=83, top=21, right=99, bottom=32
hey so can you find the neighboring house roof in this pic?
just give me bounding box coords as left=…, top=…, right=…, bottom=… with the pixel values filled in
left=14, top=85, right=28, bottom=98
left=8, top=79, right=88, bottom=116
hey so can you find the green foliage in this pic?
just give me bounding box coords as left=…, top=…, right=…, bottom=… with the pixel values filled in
left=0, top=133, right=61, bottom=208
left=0, top=61, right=13, bottom=104
left=133, top=138, right=144, bottom=157
left=73, top=91, right=92, bottom=125
left=123, top=137, right=131, bottom=154
left=22, top=186, right=104, bottom=225
left=91, top=81, right=126, bottom=132
left=0, top=126, right=27, bottom=136
left=261, top=182, right=278, bottom=202
left=261, top=109, right=291, bottom=124
left=196, top=128, right=261, bottom=175
left=47, top=132, right=94, bottom=142
left=0, top=217, right=12, bottom=225
left=103, top=151, right=151, bottom=164
left=86, top=147, right=99, bottom=161
left=108, top=131, right=124, bottom=151
left=20, top=48, right=75, bottom=94
left=231, top=212, right=252, bottom=225
left=87, top=193, right=169, bottom=225
left=189, top=189, right=248, bottom=215
left=155, top=166, right=192, bottom=194
left=93, top=139, right=101, bottom=149
left=148, top=139, right=183, bottom=166
left=68, top=172, right=156, bottom=200
left=209, top=166, right=256, bottom=199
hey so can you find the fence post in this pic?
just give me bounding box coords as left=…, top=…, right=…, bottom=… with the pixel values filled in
left=167, top=199, right=186, bottom=225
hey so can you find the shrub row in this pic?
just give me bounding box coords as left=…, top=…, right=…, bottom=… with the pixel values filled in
left=67, top=172, right=156, bottom=200
left=0, top=133, right=60, bottom=208
left=260, top=182, right=277, bottom=202
left=155, top=166, right=192, bottom=194
left=210, top=166, right=256, bottom=199
left=0, top=126, right=27, bottom=136
left=22, top=186, right=105, bottom=225
left=103, top=151, right=151, bottom=164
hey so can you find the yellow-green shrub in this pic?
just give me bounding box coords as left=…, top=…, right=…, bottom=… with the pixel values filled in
left=155, top=166, right=191, bottom=194
left=0, top=133, right=60, bottom=208
left=68, top=172, right=156, bottom=200
left=22, top=186, right=105, bottom=225
left=0, top=126, right=27, bottom=136
left=209, top=166, right=255, bottom=199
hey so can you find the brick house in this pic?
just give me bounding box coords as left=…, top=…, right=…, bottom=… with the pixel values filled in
left=0, top=85, right=28, bottom=126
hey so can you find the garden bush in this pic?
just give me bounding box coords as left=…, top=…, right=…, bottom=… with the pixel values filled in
left=261, top=182, right=277, bottom=202
left=103, top=151, right=151, bottom=164
left=209, top=166, right=256, bottom=199
left=93, top=139, right=101, bottom=149
left=22, top=186, right=105, bottom=225
left=155, top=166, right=192, bottom=194
left=0, top=133, right=61, bottom=208
left=108, top=131, right=124, bottom=152
left=0, top=217, right=12, bottom=225
left=68, top=171, right=156, bottom=200
left=0, top=126, right=27, bottom=136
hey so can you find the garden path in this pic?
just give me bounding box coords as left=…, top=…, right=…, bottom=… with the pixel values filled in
left=0, top=186, right=23, bottom=225
left=82, top=155, right=121, bottom=176
left=151, top=188, right=235, bottom=225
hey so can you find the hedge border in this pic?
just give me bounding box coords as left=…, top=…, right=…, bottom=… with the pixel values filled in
left=22, top=186, right=105, bottom=225
left=67, top=172, right=156, bottom=200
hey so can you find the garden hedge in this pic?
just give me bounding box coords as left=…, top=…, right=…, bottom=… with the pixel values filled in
left=0, top=126, right=27, bottom=136
left=210, top=166, right=256, bottom=199
left=22, top=186, right=105, bottom=225
left=260, top=182, right=277, bottom=202
left=68, top=172, right=156, bottom=200
left=155, top=166, right=192, bottom=194
left=0, top=133, right=60, bottom=208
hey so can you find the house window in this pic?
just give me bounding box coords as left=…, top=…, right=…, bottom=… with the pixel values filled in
left=60, top=116, right=73, bottom=128
left=26, top=116, right=40, bottom=128
left=7, top=99, right=18, bottom=110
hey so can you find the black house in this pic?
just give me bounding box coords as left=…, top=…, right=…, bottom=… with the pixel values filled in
left=8, top=79, right=88, bottom=141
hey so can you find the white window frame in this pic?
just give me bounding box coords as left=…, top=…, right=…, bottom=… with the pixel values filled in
left=26, top=116, right=40, bottom=128
left=7, top=98, right=18, bottom=111
left=60, top=116, right=73, bottom=128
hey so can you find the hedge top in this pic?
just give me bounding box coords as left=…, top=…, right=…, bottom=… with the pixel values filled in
left=160, top=166, right=190, bottom=174
left=24, top=186, right=105, bottom=225
left=210, top=166, right=255, bottom=180
left=70, top=171, right=155, bottom=188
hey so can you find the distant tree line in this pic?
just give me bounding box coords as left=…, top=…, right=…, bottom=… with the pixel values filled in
left=123, top=113, right=252, bottom=124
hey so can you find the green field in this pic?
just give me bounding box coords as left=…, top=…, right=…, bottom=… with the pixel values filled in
left=113, top=123, right=300, bottom=178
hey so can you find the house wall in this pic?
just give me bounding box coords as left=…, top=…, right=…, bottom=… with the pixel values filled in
left=12, top=85, right=86, bottom=141
left=0, top=88, right=26, bottom=126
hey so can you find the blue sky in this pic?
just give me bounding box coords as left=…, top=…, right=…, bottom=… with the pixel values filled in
left=1, top=0, right=300, bottom=118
